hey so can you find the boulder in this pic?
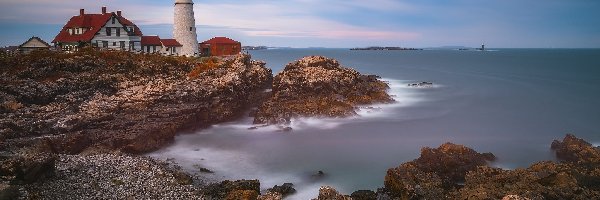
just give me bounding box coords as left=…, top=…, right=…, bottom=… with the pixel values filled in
left=266, top=183, right=296, bottom=197
left=384, top=143, right=495, bottom=199
left=254, top=56, right=393, bottom=125
left=551, top=134, right=600, bottom=163
left=202, top=179, right=260, bottom=199
left=315, top=186, right=351, bottom=200
left=350, top=190, right=377, bottom=200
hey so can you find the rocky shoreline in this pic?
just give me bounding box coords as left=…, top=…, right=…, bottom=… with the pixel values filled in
left=1, top=50, right=599, bottom=199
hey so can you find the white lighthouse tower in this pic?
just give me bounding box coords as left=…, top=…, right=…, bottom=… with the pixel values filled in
left=174, top=0, right=199, bottom=57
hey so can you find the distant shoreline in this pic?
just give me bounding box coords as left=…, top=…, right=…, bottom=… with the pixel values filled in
left=350, top=47, right=423, bottom=51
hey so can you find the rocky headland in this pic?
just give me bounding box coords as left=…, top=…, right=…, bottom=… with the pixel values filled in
left=0, top=49, right=272, bottom=198
left=254, top=56, right=394, bottom=125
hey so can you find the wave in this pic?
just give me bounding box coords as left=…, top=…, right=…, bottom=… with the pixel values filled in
left=209, top=78, right=428, bottom=132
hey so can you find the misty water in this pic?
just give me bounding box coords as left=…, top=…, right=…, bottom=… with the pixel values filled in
left=149, top=48, right=600, bottom=199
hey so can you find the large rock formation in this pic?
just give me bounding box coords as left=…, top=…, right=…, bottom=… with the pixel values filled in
left=0, top=50, right=272, bottom=154
left=0, top=50, right=272, bottom=198
left=384, top=143, right=496, bottom=199
left=377, top=135, right=600, bottom=200
left=254, top=56, right=393, bottom=124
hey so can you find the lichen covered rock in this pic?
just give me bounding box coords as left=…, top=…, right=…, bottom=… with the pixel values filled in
left=384, top=143, right=495, bottom=199
left=254, top=56, right=393, bottom=124
left=0, top=50, right=272, bottom=154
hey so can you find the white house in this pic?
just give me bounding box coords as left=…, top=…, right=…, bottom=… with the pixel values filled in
left=52, top=7, right=144, bottom=52
left=18, top=36, right=51, bottom=54
left=141, top=36, right=182, bottom=56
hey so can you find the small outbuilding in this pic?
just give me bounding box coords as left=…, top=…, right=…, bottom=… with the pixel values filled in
left=18, top=37, right=51, bottom=54
left=199, top=37, right=241, bottom=56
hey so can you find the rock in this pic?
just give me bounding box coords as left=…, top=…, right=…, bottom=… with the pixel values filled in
left=254, top=56, right=393, bottom=125
left=0, top=50, right=272, bottom=155
left=0, top=183, right=19, bottom=200
left=202, top=179, right=261, bottom=200
left=551, top=134, right=600, bottom=163
left=454, top=134, right=600, bottom=199
left=384, top=143, right=495, bottom=199
left=172, top=170, right=193, bottom=185
left=502, top=195, right=531, bottom=200
left=350, top=190, right=376, bottom=200
left=225, top=190, right=259, bottom=200
left=267, top=183, right=296, bottom=197
left=315, top=186, right=351, bottom=200
left=0, top=153, right=57, bottom=184
left=258, top=191, right=283, bottom=200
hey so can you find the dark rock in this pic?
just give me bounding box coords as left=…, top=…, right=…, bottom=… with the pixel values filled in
left=551, top=134, right=600, bottom=163
left=254, top=56, right=393, bottom=125
left=0, top=184, right=19, bottom=200
left=267, top=183, right=296, bottom=197
left=172, top=170, right=193, bottom=185
left=225, top=190, right=259, bottom=200
left=384, top=143, right=495, bottom=199
left=0, top=153, right=56, bottom=184
left=202, top=179, right=260, bottom=200
left=316, top=186, right=350, bottom=200
left=350, top=190, right=376, bottom=200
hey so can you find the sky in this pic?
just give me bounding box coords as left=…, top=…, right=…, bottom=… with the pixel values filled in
left=0, top=0, right=599, bottom=48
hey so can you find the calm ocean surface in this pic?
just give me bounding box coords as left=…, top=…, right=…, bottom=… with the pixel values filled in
left=150, top=48, right=600, bottom=199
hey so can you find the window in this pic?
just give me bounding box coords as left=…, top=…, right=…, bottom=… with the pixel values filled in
left=112, top=17, right=116, bottom=24
left=146, top=46, right=150, bottom=52
left=113, top=42, right=116, bottom=46
left=116, top=28, right=121, bottom=37
left=190, top=27, right=193, bottom=31
left=102, top=41, right=108, bottom=48
left=120, top=41, right=125, bottom=49
left=129, top=41, right=134, bottom=51
left=68, top=29, right=73, bottom=35
left=106, top=28, right=111, bottom=36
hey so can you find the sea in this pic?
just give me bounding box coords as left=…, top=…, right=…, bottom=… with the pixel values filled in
left=149, top=48, right=600, bottom=199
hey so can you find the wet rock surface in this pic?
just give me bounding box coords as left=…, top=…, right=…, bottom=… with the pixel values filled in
left=201, top=179, right=261, bottom=200
left=254, top=56, right=393, bottom=125
left=266, top=183, right=296, bottom=198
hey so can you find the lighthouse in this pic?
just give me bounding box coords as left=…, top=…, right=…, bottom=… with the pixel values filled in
left=174, top=0, right=199, bottom=57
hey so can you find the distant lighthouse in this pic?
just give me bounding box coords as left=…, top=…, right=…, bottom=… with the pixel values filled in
left=174, top=0, right=199, bottom=57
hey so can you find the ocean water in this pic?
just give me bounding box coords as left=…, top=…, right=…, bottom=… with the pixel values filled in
left=149, top=48, right=600, bottom=199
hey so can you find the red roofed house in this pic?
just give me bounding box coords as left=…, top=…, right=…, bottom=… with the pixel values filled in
left=199, top=37, right=241, bottom=56
left=141, top=36, right=183, bottom=56
left=141, top=35, right=162, bottom=53
left=53, top=7, right=143, bottom=52
left=160, top=39, right=183, bottom=56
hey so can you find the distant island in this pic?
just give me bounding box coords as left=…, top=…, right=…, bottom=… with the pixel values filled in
left=350, top=46, right=423, bottom=51
left=242, top=46, right=269, bottom=50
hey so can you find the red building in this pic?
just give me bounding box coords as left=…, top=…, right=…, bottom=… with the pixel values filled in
left=199, top=37, right=241, bottom=56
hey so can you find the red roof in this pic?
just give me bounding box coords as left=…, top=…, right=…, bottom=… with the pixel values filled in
left=52, top=12, right=142, bottom=43
left=200, top=37, right=240, bottom=45
left=141, top=36, right=162, bottom=46
left=161, top=39, right=182, bottom=47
